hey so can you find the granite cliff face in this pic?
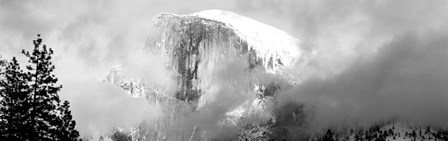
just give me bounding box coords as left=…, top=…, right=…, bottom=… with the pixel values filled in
left=104, top=9, right=308, bottom=110
left=102, top=9, right=311, bottom=140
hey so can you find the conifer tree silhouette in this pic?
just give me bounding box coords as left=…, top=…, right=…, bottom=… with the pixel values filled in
left=0, top=57, right=31, bottom=140
left=0, top=34, right=79, bottom=140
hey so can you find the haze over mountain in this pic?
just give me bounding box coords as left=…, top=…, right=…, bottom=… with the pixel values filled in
left=1, top=0, right=448, bottom=140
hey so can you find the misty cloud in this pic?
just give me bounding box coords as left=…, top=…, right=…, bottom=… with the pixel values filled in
left=171, top=56, right=252, bottom=139
left=61, top=80, right=160, bottom=137
left=0, top=0, right=242, bottom=136
left=278, top=30, right=448, bottom=131
left=2, top=0, right=448, bottom=138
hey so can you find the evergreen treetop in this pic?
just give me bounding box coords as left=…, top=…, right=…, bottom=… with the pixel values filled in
left=0, top=34, right=79, bottom=140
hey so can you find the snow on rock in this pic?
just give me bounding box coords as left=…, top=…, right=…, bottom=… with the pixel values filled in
left=102, top=10, right=305, bottom=103
left=103, top=65, right=179, bottom=104
left=151, top=9, right=302, bottom=104
left=103, top=65, right=146, bottom=97
left=104, top=8, right=304, bottom=121
left=153, top=9, right=301, bottom=72
left=103, top=9, right=305, bottom=140
left=191, top=9, right=301, bottom=71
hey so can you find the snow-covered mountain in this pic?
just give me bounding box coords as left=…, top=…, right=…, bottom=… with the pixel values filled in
left=105, top=9, right=308, bottom=105
left=101, top=9, right=448, bottom=141
left=103, top=9, right=310, bottom=140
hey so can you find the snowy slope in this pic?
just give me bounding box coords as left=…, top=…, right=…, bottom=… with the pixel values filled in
left=191, top=9, right=301, bottom=71
left=153, top=9, right=302, bottom=73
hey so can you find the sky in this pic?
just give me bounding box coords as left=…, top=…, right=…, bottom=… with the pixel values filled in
left=1, top=0, right=448, bottom=138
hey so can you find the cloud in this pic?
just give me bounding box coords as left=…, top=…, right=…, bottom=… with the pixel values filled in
left=235, top=0, right=448, bottom=78
left=61, top=80, right=160, bottom=137
left=0, top=0, right=244, bottom=137
left=258, top=0, right=448, bottom=131
left=171, top=56, right=252, bottom=139
left=2, top=0, right=448, bottom=138
left=278, top=30, right=448, bottom=131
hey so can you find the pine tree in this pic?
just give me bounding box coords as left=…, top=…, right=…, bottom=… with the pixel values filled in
left=0, top=57, right=32, bottom=140
left=0, top=34, right=79, bottom=140
left=56, top=101, right=80, bottom=140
